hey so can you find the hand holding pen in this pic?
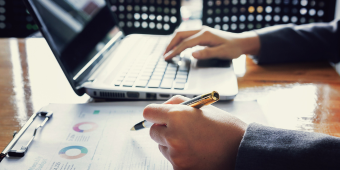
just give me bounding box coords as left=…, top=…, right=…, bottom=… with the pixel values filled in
left=131, top=91, right=220, bottom=131
left=140, top=93, right=248, bottom=170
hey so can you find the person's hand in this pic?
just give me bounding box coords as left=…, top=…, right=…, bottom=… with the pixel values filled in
left=163, top=26, right=260, bottom=61
left=143, top=96, right=248, bottom=170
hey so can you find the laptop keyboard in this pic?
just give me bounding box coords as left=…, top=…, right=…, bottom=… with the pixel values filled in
left=112, top=37, right=190, bottom=90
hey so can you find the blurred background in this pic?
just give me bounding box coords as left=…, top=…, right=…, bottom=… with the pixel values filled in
left=0, top=0, right=339, bottom=37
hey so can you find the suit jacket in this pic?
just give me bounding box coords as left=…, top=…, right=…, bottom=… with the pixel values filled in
left=251, top=20, right=340, bottom=64
left=235, top=123, right=340, bottom=170
left=235, top=20, right=340, bottom=170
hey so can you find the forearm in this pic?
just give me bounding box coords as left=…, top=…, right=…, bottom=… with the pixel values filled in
left=235, top=123, right=340, bottom=170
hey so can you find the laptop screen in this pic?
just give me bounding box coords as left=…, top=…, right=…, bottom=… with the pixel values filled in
left=29, top=0, right=122, bottom=82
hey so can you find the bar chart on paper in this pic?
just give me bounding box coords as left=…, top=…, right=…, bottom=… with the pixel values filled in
left=0, top=103, right=172, bottom=170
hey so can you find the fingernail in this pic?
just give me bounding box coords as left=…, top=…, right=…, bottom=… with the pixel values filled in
left=163, top=53, right=169, bottom=59
left=192, top=51, right=200, bottom=58
left=163, top=51, right=172, bottom=59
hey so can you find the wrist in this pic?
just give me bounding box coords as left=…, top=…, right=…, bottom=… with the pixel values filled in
left=236, top=31, right=260, bottom=56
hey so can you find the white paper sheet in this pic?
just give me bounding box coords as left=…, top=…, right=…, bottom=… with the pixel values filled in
left=0, top=101, right=267, bottom=170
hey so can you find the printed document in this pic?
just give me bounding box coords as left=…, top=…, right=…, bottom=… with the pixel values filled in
left=0, top=101, right=266, bottom=170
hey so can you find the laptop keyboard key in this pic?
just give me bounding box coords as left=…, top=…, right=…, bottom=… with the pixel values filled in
left=148, top=80, right=161, bottom=88
left=145, top=66, right=156, bottom=69
left=113, top=80, right=122, bottom=86
left=168, top=63, right=178, bottom=67
left=116, top=76, right=125, bottom=81
left=166, top=67, right=177, bottom=71
left=176, top=74, right=187, bottom=79
left=135, top=80, right=148, bottom=88
left=127, top=73, right=139, bottom=77
left=177, top=71, right=188, bottom=75
left=165, top=69, right=176, bottom=73
left=156, top=62, right=167, bottom=66
left=123, top=81, right=134, bottom=87
left=125, top=78, right=137, bottom=82
left=128, top=71, right=140, bottom=75
left=165, top=73, right=176, bottom=77
left=117, top=74, right=126, bottom=78
left=157, top=61, right=168, bottom=65
left=160, top=79, right=174, bottom=89
left=139, top=76, right=151, bottom=80
left=141, top=72, right=152, bottom=77
left=164, top=74, right=175, bottom=79
left=127, top=75, right=138, bottom=79
left=119, top=71, right=128, bottom=75
left=174, top=82, right=186, bottom=90
left=175, top=79, right=187, bottom=83
left=133, top=64, right=144, bottom=68
left=151, top=75, right=163, bottom=80
left=154, top=68, right=166, bottom=73
left=178, top=67, right=189, bottom=72
left=143, top=69, right=154, bottom=73
left=152, top=72, right=164, bottom=76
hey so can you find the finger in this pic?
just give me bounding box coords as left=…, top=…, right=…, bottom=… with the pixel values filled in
left=150, top=124, right=168, bottom=146
left=164, top=30, right=201, bottom=55
left=164, top=31, right=220, bottom=60
left=192, top=45, right=230, bottom=60
left=163, top=95, right=190, bottom=104
left=143, top=104, right=172, bottom=124
left=158, top=145, right=171, bottom=161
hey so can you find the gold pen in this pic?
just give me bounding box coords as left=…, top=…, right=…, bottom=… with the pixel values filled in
left=130, top=91, right=220, bottom=131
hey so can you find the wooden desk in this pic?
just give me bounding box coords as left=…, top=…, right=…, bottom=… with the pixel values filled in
left=1, top=38, right=340, bottom=152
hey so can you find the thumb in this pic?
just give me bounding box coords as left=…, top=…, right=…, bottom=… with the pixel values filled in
left=192, top=45, right=227, bottom=60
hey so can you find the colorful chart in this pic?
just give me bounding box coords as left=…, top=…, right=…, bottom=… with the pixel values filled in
left=73, top=122, right=98, bottom=133
left=59, top=146, right=88, bottom=159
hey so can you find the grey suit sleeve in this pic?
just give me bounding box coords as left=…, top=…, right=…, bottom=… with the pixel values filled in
left=235, top=123, right=340, bottom=170
left=251, top=20, right=340, bottom=64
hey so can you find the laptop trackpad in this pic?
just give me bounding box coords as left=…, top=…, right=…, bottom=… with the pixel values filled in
left=187, top=67, right=238, bottom=95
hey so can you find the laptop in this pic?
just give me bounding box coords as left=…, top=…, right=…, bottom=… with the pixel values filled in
left=24, top=0, right=238, bottom=100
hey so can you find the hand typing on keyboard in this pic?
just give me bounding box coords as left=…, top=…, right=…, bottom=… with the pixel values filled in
left=163, top=26, right=260, bottom=61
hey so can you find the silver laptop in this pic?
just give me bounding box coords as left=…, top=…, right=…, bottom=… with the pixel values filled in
left=24, top=0, right=238, bottom=100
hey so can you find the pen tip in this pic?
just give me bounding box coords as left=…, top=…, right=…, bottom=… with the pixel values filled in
left=130, top=127, right=136, bottom=131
